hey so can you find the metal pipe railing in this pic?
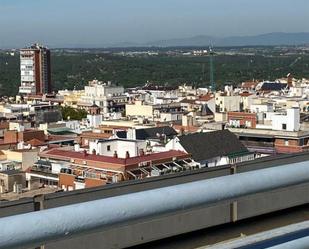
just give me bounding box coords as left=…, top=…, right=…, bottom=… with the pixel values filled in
left=202, top=220, right=309, bottom=248
left=1, top=161, right=309, bottom=249
left=267, top=236, right=309, bottom=249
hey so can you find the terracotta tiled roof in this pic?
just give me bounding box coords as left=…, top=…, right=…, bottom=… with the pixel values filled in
left=79, top=132, right=112, bottom=139
left=26, top=138, right=46, bottom=147
left=11, top=148, right=38, bottom=152
left=173, top=125, right=200, bottom=133
left=198, top=94, right=214, bottom=102
left=0, top=122, right=9, bottom=129
left=0, top=139, right=17, bottom=146
left=47, top=135, right=76, bottom=141
left=99, top=125, right=130, bottom=130
left=47, top=144, right=61, bottom=149
left=179, top=99, right=196, bottom=104
left=239, top=92, right=253, bottom=97
left=40, top=148, right=189, bottom=167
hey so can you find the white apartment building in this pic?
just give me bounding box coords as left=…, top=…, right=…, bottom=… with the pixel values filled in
left=215, top=93, right=241, bottom=112
left=271, top=108, right=300, bottom=132
left=136, top=85, right=179, bottom=105
left=81, top=80, right=127, bottom=115
left=19, top=50, right=36, bottom=94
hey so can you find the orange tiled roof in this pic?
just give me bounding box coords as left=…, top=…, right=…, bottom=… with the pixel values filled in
left=239, top=92, right=253, bottom=97
left=79, top=131, right=113, bottom=139
left=0, top=122, right=9, bottom=129
left=198, top=94, right=214, bottom=102
left=26, top=138, right=46, bottom=147
left=173, top=125, right=200, bottom=133
left=180, top=99, right=196, bottom=104
left=40, top=148, right=189, bottom=168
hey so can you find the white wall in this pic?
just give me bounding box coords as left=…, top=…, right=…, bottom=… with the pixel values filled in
left=289, top=87, right=304, bottom=97
left=87, top=114, right=102, bottom=128
left=140, top=90, right=178, bottom=105
left=85, top=84, right=124, bottom=98
left=160, top=113, right=182, bottom=122
left=250, top=104, right=273, bottom=113
left=51, top=163, right=68, bottom=174
left=207, top=156, right=229, bottom=167
left=165, top=137, right=186, bottom=152
left=207, top=98, right=216, bottom=113
left=89, top=139, right=147, bottom=158
left=82, top=83, right=125, bottom=114
left=64, top=120, right=81, bottom=133
left=271, top=108, right=300, bottom=131
left=287, top=108, right=300, bottom=131
left=216, top=95, right=241, bottom=112
left=9, top=122, right=30, bottom=131
left=241, top=95, right=254, bottom=111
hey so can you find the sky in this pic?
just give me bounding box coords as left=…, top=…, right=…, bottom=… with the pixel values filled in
left=0, top=0, right=308, bottom=48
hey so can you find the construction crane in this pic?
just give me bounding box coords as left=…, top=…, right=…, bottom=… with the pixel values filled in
left=209, top=46, right=216, bottom=91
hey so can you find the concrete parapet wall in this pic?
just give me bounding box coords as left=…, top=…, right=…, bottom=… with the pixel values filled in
left=1, top=152, right=309, bottom=248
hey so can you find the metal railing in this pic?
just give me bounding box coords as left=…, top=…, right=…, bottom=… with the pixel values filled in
left=0, top=161, right=309, bottom=249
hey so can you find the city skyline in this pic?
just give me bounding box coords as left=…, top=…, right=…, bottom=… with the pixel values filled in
left=0, top=0, right=309, bottom=48
left=1, top=1, right=309, bottom=248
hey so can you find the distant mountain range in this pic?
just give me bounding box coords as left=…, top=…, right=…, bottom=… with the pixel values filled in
left=2, top=32, right=309, bottom=49
left=76, top=32, right=309, bottom=48
left=143, top=32, right=309, bottom=47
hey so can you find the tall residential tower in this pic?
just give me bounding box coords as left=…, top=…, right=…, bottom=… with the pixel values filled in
left=19, top=43, right=51, bottom=95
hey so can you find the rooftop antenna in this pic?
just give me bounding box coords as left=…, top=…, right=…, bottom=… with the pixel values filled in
left=209, top=45, right=216, bottom=92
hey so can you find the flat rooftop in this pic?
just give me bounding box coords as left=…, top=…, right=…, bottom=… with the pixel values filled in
left=229, top=127, right=309, bottom=139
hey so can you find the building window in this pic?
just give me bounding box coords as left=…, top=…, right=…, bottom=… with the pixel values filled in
left=282, top=124, right=287, bottom=130
left=285, top=140, right=289, bottom=146
left=299, top=139, right=304, bottom=146
left=107, top=145, right=111, bottom=151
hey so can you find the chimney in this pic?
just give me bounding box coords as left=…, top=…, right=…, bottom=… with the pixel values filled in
left=287, top=73, right=293, bottom=87
left=113, top=151, right=118, bottom=158
left=74, top=143, right=80, bottom=152
left=125, top=151, right=130, bottom=159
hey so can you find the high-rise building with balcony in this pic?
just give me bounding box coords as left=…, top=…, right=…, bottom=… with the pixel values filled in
left=19, top=43, right=51, bottom=95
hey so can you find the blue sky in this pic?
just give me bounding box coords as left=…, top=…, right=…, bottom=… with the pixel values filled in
left=0, top=0, right=308, bottom=47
